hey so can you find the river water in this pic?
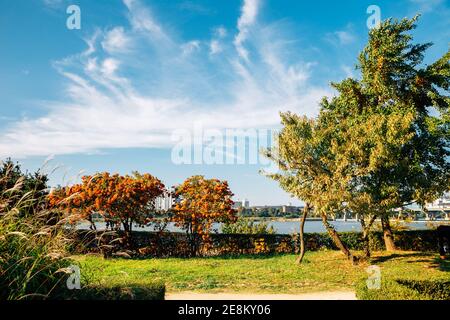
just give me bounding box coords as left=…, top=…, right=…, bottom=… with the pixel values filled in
left=77, top=220, right=446, bottom=234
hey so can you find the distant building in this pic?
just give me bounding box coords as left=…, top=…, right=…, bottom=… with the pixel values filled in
left=233, top=198, right=249, bottom=209
left=155, top=191, right=174, bottom=211
left=281, top=205, right=298, bottom=214
left=233, top=201, right=243, bottom=209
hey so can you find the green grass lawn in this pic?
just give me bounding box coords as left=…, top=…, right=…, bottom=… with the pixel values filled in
left=74, top=250, right=449, bottom=294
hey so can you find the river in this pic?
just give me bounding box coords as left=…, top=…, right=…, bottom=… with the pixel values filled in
left=77, top=219, right=447, bottom=234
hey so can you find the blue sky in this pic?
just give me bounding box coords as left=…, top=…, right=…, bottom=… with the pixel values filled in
left=0, top=0, right=449, bottom=205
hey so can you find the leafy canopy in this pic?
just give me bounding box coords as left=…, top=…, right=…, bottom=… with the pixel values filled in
left=264, top=16, right=449, bottom=217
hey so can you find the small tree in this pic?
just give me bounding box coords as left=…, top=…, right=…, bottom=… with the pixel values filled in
left=0, top=158, right=49, bottom=216
left=49, top=172, right=165, bottom=247
left=263, top=113, right=359, bottom=263
left=172, top=175, right=237, bottom=256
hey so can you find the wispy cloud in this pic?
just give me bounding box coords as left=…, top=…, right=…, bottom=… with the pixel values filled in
left=178, top=1, right=215, bottom=15
left=0, top=0, right=331, bottom=158
left=325, top=24, right=356, bottom=46
left=102, top=27, right=132, bottom=53
left=181, top=40, right=201, bottom=55
left=234, top=0, right=260, bottom=61
left=42, top=0, right=64, bottom=9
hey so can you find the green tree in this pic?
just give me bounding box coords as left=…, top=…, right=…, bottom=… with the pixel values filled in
left=263, top=16, right=449, bottom=261
left=336, top=16, right=449, bottom=251
left=0, top=158, right=49, bottom=216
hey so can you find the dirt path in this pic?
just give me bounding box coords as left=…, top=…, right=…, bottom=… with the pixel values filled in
left=166, top=291, right=356, bottom=300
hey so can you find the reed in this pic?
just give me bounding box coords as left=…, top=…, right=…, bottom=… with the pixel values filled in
left=0, top=162, right=72, bottom=300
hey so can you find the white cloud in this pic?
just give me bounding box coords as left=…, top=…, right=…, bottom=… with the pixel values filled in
left=334, top=31, right=355, bottom=45
left=325, top=24, right=356, bottom=46
left=123, top=0, right=169, bottom=41
left=214, top=26, right=227, bottom=38
left=234, top=0, right=260, bottom=61
left=101, top=58, right=120, bottom=76
left=209, top=40, right=222, bottom=55
left=181, top=40, right=201, bottom=55
left=0, top=0, right=331, bottom=159
left=102, top=27, right=132, bottom=53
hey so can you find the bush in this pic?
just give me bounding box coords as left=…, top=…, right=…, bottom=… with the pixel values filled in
left=71, top=229, right=441, bottom=258
left=396, top=280, right=450, bottom=300
left=0, top=159, right=49, bottom=215
left=71, top=283, right=165, bottom=300
left=355, top=278, right=450, bottom=300
left=0, top=170, right=72, bottom=300
left=221, top=217, right=277, bottom=235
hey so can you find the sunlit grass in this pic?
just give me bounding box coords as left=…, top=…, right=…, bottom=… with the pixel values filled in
left=74, top=250, right=449, bottom=294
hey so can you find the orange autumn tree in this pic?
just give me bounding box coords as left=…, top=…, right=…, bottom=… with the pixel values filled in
left=48, top=172, right=165, bottom=246
left=172, top=175, right=237, bottom=256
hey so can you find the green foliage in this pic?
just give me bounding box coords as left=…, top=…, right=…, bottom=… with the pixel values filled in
left=264, top=16, right=449, bottom=218
left=355, top=278, right=425, bottom=300
left=1, top=162, right=166, bottom=300
left=72, top=229, right=439, bottom=257
left=0, top=158, right=49, bottom=216
left=356, top=278, right=450, bottom=300
left=396, top=279, right=450, bottom=300
left=222, top=217, right=277, bottom=235
left=263, top=16, right=449, bottom=259
left=71, top=283, right=165, bottom=300
left=0, top=165, right=71, bottom=300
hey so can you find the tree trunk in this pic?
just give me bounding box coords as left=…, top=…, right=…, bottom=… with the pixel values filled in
left=320, top=212, right=356, bottom=264
left=296, top=203, right=310, bottom=264
left=360, top=215, right=377, bottom=259
left=381, top=214, right=397, bottom=251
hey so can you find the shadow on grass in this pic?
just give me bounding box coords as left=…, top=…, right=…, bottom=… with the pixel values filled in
left=432, top=257, right=450, bottom=272
left=120, top=252, right=297, bottom=261
left=370, top=252, right=434, bottom=264
left=370, top=251, right=450, bottom=272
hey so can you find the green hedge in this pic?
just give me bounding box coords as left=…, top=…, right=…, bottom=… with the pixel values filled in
left=65, top=283, right=165, bottom=300
left=355, top=278, right=450, bottom=300
left=71, top=229, right=439, bottom=257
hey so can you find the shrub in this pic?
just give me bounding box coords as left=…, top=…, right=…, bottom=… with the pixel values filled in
left=222, top=217, right=277, bottom=235
left=396, top=280, right=450, bottom=300
left=355, top=278, right=450, bottom=300
left=71, top=283, right=165, bottom=300
left=172, top=176, right=237, bottom=256
left=0, top=165, right=72, bottom=300
left=48, top=172, right=166, bottom=249
left=0, top=159, right=49, bottom=215
left=71, top=229, right=442, bottom=257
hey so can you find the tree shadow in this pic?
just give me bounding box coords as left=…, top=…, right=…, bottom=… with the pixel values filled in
left=431, top=257, right=450, bottom=272
left=370, top=252, right=433, bottom=264
left=370, top=251, right=450, bottom=272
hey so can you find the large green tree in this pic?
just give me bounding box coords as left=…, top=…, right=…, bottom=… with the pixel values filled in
left=264, top=16, right=449, bottom=261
